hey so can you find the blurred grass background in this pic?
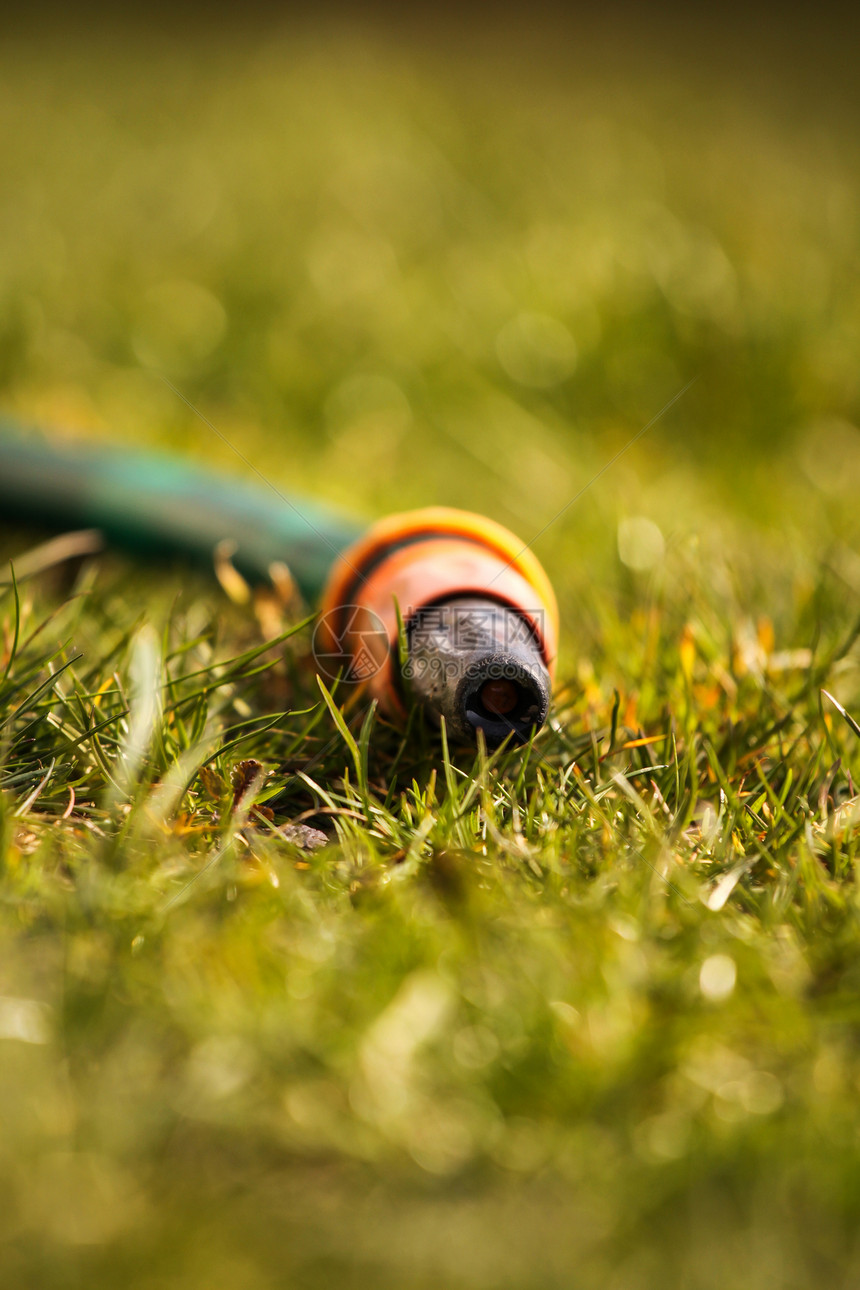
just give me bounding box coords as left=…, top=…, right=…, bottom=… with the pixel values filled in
left=3, top=11, right=859, bottom=591
left=1, top=7, right=860, bottom=1288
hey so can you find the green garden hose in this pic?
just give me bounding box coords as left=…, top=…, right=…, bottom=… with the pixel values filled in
left=0, top=422, right=558, bottom=745
left=0, top=422, right=362, bottom=599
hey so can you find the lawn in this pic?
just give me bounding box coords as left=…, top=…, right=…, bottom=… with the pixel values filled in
left=1, top=13, right=859, bottom=1288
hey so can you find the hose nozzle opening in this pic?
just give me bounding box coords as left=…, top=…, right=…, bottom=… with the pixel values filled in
left=461, top=658, right=549, bottom=746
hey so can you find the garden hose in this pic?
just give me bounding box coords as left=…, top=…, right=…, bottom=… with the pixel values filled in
left=0, top=424, right=558, bottom=746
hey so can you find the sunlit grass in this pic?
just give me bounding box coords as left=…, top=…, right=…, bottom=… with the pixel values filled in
left=1, top=17, right=859, bottom=1290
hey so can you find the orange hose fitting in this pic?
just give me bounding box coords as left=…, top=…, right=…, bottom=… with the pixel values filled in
left=316, top=507, right=559, bottom=727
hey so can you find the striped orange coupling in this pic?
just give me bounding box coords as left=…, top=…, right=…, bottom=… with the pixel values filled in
left=317, top=507, right=559, bottom=716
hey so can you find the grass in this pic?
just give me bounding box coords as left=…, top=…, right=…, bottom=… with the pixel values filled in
left=1, top=14, right=860, bottom=1288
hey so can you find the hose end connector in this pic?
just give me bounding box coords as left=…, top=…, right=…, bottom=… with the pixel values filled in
left=316, top=507, right=558, bottom=747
